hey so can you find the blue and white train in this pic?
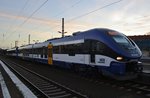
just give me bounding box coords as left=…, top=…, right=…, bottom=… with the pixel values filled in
left=7, top=28, right=143, bottom=80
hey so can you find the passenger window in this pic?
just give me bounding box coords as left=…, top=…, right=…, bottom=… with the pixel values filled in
left=44, top=54, right=47, bottom=58
left=96, top=42, right=101, bottom=51
left=41, top=54, right=43, bottom=58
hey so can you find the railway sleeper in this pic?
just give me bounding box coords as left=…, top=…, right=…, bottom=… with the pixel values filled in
left=35, top=83, right=53, bottom=86
left=50, top=93, right=72, bottom=98
left=38, top=85, right=56, bottom=89
left=34, top=81, right=51, bottom=84
left=47, top=91, right=66, bottom=96
left=44, top=88, right=62, bottom=93
left=40, top=86, right=58, bottom=90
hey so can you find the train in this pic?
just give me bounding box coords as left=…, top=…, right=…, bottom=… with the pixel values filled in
left=7, top=28, right=143, bottom=80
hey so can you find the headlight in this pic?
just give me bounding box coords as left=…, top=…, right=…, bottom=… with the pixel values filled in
left=116, top=56, right=123, bottom=61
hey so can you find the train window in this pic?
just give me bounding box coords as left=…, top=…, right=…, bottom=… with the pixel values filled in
left=34, top=48, right=37, bottom=54
left=61, top=45, right=66, bottom=54
left=96, top=42, right=106, bottom=54
left=84, top=40, right=90, bottom=54
left=66, top=44, right=74, bottom=55
left=90, top=40, right=100, bottom=53
left=59, top=46, right=61, bottom=53
left=74, top=43, right=83, bottom=54
left=44, top=47, right=47, bottom=58
left=32, top=48, right=41, bottom=54
left=39, top=48, right=43, bottom=54
left=45, top=48, right=48, bottom=53
left=32, top=49, right=35, bottom=54
left=112, top=35, right=134, bottom=50
left=53, top=46, right=59, bottom=53
left=44, top=54, right=47, bottom=58
left=84, top=39, right=108, bottom=54
left=113, top=35, right=129, bottom=44
left=53, top=42, right=84, bottom=54
left=41, top=54, right=43, bottom=58
left=129, top=38, right=136, bottom=46
left=28, top=49, right=31, bottom=54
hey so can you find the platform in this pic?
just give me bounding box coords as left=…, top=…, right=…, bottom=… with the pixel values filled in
left=0, top=60, right=37, bottom=98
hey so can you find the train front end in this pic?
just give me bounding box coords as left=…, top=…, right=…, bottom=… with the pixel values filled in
left=105, top=31, right=143, bottom=80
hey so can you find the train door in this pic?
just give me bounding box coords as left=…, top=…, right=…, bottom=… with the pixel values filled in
left=48, top=43, right=53, bottom=65
left=90, top=40, right=95, bottom=64
left=90, top=53, right=95, bottom=63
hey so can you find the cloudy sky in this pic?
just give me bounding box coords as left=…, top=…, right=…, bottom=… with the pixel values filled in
left=0, top=0, right=150, bottom=49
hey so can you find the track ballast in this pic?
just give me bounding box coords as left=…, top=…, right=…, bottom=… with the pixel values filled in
left=1, top=59, right=88, bottom=98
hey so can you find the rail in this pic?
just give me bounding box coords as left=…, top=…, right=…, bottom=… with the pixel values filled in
left=1, top=59, right=88, bottom=98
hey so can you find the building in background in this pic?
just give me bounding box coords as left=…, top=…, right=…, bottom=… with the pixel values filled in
left=129, top=35, right=150, bottom=57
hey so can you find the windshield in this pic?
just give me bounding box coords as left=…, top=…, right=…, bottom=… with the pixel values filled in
left=108, top=31, right=134, bottom=50
left=113, top=35, right=130, bottom=45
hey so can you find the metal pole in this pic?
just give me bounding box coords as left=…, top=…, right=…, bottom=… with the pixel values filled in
left=29, top=34, right=30, bottom=44
left=3, top=34, right=4, bottom=40
left=15, top=41, right=17, bottom=47
left=62, top=18, right=64, bottom=37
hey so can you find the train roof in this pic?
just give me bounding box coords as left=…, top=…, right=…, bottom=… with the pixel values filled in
left=44, top=28, right=120, bottom=46
left=33, top=41, right=49, bottom=48
left=18, top=44, right=33, bottom=50
left=7, top=47, right=17, bottom=51
left=18, top=28, right=124, bottom=52
left=17, top=28, right=111, bottom=48
left=10, top=28, right=122, bottom=50
left=18, top=42, right=50, bottom=50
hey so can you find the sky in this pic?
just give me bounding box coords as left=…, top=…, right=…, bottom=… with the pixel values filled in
left=0, top=0, right=150, bottom=49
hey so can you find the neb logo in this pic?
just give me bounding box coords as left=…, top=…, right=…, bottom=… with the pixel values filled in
left=98, top=58, right=105, bottom=63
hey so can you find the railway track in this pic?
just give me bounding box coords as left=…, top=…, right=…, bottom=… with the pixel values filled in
left=1, top=56, right=149, bottom=98
left=79, top=72, right=150, bottom=97
left=112, top=77, right=150, bottom=97
left=1, top=59, right=88, bottom=98
left=127, top=79, right=150, bottom=96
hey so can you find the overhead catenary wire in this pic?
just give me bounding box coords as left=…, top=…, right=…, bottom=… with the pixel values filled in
left=4, top=0, right=124, bottom=48
left=0, top=0, right=29, bottom=48
left=44, top=0, right=84, bottom=30
left=53, top=0, right=83, bottom=18
left=2, top=0, right=49, bottom=48
left=18, top=0, right=48, bottom=28
left=44, top=0, right=124, bottom=35
left=67, top=0, right=124, bottom=22
left=5, top=0, right=29, bottom=35
left=27, top=0, right=84, bottom=38
left=5, top=0, right=48, bottom=39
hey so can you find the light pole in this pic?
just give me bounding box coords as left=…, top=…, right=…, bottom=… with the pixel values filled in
left=58, top=18, right=67, bottom=37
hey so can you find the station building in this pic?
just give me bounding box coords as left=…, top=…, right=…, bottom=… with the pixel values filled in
left=129, top=35, right=150, bottom=57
